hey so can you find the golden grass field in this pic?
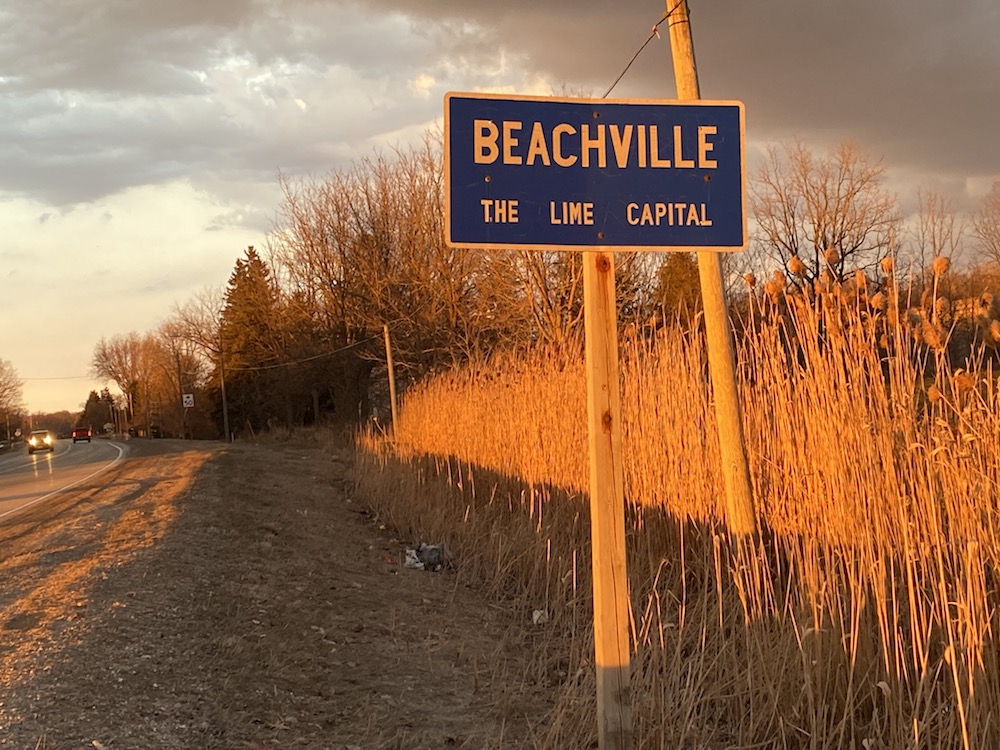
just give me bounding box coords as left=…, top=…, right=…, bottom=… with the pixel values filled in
left=356, top=277, right=1000, bottom=749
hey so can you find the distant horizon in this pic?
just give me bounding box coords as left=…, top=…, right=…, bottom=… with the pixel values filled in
left=19, top=379, right=109, bottom=416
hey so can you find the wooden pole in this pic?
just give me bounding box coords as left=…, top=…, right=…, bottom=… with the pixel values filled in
left=583, top=250, right=633, bottom=749
left=175, top=348, right=187, bottom=440
left=666, top=0, right=756, bottom=535
left=219, top=331, right=231, bottom=443
left=383, top=324, right=399, bottom=434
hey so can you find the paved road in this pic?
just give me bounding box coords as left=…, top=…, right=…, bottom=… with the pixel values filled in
left=0, top=438, right=125, bottom=521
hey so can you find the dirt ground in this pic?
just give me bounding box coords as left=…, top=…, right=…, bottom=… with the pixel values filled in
left=0, top=438, right=547, bottom=749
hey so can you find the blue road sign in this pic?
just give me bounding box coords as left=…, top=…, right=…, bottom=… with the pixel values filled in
left=445, top=93, right=746, bottom=252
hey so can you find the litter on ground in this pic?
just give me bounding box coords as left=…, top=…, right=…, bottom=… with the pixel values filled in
left=404, top=542, right=447, bottom=572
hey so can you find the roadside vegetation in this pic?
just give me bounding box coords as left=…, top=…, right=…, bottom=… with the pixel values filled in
left=6, top=125, right=1000, bottom=746
left=358, top=272, right=1000, bottom=747
left=8, top=136, right=1000, bottom=447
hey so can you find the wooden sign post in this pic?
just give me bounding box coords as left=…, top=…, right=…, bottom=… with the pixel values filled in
left=583, top=250, right=633, bottom=749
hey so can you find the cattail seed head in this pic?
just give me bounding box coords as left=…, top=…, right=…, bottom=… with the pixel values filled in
left=791, top=293, right=811, bottom=314
left=824, top=247, right=840, bottom=266
left=880, top=256, right=894, bottom=276
left=744, top=272, right=757, bottom=288
left=989, top=319, right=1000, bottom=343
left=953, top=371, right=976, bottom=394
left=826, top=315, right=842, bottom=339
left=932, top=256, right=951, bottom=276
left=921, top=319, right=944, bottom=350
left=927, top=384, right=943, bottom=403
left=934, top=297, right=951, bottom=323
left=979, top=292, right=994, bottom=316
left=855, top=269, right=868, bottom=289
left=788, top=255, right=807, bottom=278
left=869, top=291, right=886, bottom=311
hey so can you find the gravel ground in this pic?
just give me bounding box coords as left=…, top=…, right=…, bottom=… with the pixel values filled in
left=0, top=438, right=542, bottom=749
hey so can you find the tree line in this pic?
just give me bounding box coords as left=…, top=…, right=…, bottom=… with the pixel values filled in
left=7, top=132, right=998, bottom=440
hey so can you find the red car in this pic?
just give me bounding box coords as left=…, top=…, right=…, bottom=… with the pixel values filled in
left=71, top=427, right=92, bottom=443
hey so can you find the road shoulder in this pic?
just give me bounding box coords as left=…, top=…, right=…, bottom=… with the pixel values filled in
left=0, top=439, right=541, bottom=748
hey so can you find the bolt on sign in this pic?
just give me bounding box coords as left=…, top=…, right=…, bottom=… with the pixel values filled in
left=444, top=92, right=746, bottom=252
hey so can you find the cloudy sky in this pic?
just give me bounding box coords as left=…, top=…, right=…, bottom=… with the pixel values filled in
left=3, top=0, right=998, bottom=414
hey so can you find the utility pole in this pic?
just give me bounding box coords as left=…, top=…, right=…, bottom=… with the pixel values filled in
left=666, top=0, right=756, bottom=535
left=145, top=381, right=152, bottom=439
left=219, top=331, right=231, bottom=442
left=382, top=324, right=399, bottom=434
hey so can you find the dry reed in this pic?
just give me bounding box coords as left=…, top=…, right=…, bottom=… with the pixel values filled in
left=355, top=283, right=1000, bottom=749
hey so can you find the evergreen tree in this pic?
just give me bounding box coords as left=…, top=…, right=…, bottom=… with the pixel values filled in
left=79, top=391, right=103, bottom=430
left=654, top=252, right=703, bottom=327
left=216, top=247, right=285, bottom=434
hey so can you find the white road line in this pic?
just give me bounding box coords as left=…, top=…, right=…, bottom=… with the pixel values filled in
left=0, top=442, right=126, bottom=521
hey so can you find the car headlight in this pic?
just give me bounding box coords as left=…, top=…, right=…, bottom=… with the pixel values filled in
left=28, top=437, right=36, bottom=446
left=44, top=436, right=52, bottom=444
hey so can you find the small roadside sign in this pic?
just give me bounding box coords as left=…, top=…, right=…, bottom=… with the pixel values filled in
left=182, top=393, right=195, bottom=408
left=444, top=92, right=746, bottom=252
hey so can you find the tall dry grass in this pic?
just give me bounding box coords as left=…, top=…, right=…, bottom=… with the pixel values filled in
left=356, top=277, right=1000, bottom=749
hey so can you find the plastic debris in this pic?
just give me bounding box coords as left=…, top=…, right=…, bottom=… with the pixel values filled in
left=404, top=542, right=447, bottom=572
left=532, top=609, right=549, bottom=625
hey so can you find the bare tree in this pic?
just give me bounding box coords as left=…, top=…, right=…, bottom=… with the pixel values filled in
left=168, top=286, right=225, bottom=357
left=270, top=139, right=532, bottom=378
left=512, top=251, right=585, bottom=347
left=91, top=333, right=144, bottom=429
left=749, top=139, right=900, bottom=287
left=972, top=181, right=1000, bottom=267
left=0, top=359, right=22, bottom=410
left=901, top=187, right=969, bottom=304
left=167, top=287, right=233, bottom=436
left=0, top=359, right=23, bottom=439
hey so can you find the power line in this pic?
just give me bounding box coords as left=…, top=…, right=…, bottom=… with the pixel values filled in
left=602, top=2, right=686, bottom=99
left=21, top=375, right=96, bottom=381
left=225, top=334, right=381, bottom=373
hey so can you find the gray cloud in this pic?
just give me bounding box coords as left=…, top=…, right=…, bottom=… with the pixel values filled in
left=1, top=0, right=998, bottom=214
left=356, top=0, right=1000, bottom=199
left=0, top=0, right=456, bottom=207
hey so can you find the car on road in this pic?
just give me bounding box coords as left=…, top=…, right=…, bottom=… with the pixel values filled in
left=27, top=429, right=55, bottom=454
left=72, top=427, right=92, bottom=443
